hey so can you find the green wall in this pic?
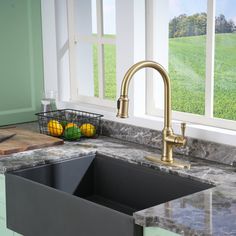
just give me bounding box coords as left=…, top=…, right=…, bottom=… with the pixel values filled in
left=0, top=0, right=44, bottom=125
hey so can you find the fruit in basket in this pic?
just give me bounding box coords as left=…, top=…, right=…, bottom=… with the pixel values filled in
left=64, top=125, right=81, bottom=141
left=65, top=123, right=78, bottom=129
left=60, top=121, right=68, bottom=128
left=47, top=120, right=63, bottom=137
left=80, top=123, right=96, bottom=137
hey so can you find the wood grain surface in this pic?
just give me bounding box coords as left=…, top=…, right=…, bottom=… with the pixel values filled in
left=0, top=128, right=64, bottom=155
left=0, top=130, right=16, bottom=143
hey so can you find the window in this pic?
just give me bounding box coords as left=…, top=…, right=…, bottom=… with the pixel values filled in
left=169, top=0, right=207, bottom=115
left=66, top=0, right=236, bottom=131
left=147, top=0, right=236, bottom=130
left=68, top=0, right=116, bottom=105
left=214, top=0, right=236, bottom=121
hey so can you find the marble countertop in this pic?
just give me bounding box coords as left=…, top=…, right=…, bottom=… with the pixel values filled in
left=1, top=134, right=236, bottom=235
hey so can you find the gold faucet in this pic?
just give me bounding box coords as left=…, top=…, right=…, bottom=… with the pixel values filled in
left=116, top=61, right=190, bottom=169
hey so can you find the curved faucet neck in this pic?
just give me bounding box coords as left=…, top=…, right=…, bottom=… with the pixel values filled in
left=120, top=61, right=172, bottom=128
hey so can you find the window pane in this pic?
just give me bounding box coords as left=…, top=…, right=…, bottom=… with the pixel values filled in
left=214, top=0, right=236, bottom=121
left=76, top=42, right=96, bottom=97
left=75, top=0, right=94, bottom=36
left=169, top=0, right=207, bottom=115
left=92, top=0, right=97, bottom=35
left=104, top=44, right=116, bottom=100
left=102, top=0, right=116, bottom=36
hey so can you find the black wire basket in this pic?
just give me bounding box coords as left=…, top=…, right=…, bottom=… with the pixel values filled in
left=35, top=109, right=103, bottom=141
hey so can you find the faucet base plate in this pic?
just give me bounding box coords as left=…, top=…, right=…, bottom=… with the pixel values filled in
left=145, top=155, right=191, bottom=169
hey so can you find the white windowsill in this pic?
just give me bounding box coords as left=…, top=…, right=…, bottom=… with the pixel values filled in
left=59, top=101, right=236, bottom=147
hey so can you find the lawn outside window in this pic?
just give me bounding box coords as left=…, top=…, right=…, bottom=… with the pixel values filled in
left=146, top=0, right=236, bottom=131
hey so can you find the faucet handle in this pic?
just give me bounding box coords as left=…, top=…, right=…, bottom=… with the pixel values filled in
left=181, top=122, right=186, bottom=138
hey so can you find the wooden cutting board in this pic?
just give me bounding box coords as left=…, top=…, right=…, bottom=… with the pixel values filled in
left=0, top=128, right=64, bottom=155
left=0, top=130, right=16, bottom=143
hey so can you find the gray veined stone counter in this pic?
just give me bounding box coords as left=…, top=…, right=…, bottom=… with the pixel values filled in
left=1, top=136, right=236, bottom=236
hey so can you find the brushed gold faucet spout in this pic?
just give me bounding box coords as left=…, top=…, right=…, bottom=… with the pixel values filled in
left=117, top=61, right=171, bottom=128
left=116, top=61, right=189, bottom=168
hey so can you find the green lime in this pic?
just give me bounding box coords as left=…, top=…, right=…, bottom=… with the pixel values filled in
left=64, top=126, right=81, bottom=141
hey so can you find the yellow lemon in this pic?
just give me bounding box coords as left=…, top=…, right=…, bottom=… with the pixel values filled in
left=47, top=120, right=63, bottom=137
left=80, top=123, right=96, bottom=137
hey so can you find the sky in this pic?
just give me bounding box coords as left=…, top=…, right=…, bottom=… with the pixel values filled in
left=169, top=0, right=236, bottom=23
left=92, top=0, right=236, bottom=34
left=92, top=0, right=116, bottom=35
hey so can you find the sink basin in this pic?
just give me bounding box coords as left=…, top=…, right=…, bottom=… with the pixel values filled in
left=6, top=154, right=212, bottom=236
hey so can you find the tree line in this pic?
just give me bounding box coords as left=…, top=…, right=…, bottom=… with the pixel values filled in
left=169, top=13, right=236, bottom=38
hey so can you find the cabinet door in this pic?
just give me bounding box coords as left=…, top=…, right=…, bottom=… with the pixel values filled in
left=0, top=0, right=44, bottom=125
left=144, top=227, right=181, bottom=236
left=0, top=175, right=22, bottom=236
left=0, top=226, right=14, bottom=236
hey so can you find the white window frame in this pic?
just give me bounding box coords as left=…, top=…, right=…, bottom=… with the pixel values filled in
left=146, top=0, right=236, bottom=131
left=67, top=0, right=116, bottom=107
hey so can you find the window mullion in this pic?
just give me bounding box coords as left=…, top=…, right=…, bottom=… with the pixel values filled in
left=146, top=0, right=155, bottom=115
left=205, top=0, right=215, bottom=118
left=75, top=34, right=115, bottom=45
left=96, top=0, right=104, bottom=99
left=146, top=0, right=168, bottom=116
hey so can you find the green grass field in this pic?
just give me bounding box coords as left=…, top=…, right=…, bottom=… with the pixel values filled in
left=93, top=44, right=116, bottom=100
left=170, top=33, right=236, bottom=120
left=93, top=33, right=236, bottom=121
left=169, top=35, right=206, bottom=115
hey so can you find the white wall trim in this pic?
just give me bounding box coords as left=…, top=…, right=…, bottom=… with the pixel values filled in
left=41, top=0, right=58, bottom=93
left=146, top=0, right=169, bottom=113
left=67, top=0, right=77, bottom=100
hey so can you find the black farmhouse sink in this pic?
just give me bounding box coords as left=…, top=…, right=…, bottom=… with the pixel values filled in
left=6, top=154, right=212, bottom=236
